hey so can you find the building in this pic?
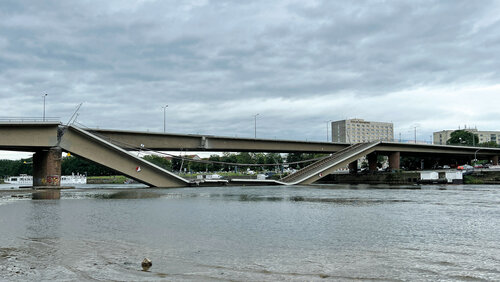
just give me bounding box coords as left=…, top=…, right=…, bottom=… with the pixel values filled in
left=331, top=119, right=394, bottom=143
left=433, top=129, right=500, bottom=145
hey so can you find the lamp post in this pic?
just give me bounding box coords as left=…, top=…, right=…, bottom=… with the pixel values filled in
left=474, top=149, right=480, bottom=165
left=325, top=120, right=330, bottom=142
left=254, top=113, right=259, bottom=138
left=42, top=94, right=47, bottom=121
left=162, top=105, right=168, bottom=133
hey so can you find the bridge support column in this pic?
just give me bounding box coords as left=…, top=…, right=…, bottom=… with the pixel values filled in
left=348, top=160, right=358, bottom=174
left=33, top=147, right=62, bottom=187
left=367, top=153, right=378, bottom=172
left=388, top=152, right=400, bottom=170
left=491, top=155, right=499, bottom=166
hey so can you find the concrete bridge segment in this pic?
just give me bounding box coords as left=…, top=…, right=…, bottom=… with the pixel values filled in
left=58, top=126, right=189, bottom=187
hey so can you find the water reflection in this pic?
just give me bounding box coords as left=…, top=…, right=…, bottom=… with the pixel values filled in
left=26, top=200, right=61, bottom=240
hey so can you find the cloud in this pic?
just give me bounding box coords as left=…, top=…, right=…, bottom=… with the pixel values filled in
left=1, top=0, right=500, bottom=158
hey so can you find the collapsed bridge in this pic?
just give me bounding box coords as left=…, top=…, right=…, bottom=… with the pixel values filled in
left=1, top=122, right=499, bottom=188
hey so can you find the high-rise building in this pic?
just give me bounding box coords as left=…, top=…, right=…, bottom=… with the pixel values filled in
left=433, top=128, right=500, bottom=145
left=331, top=119, right=394, bottom=143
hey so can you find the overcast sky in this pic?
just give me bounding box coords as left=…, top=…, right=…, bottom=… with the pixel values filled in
left=2, top=0, right=500, bottom=159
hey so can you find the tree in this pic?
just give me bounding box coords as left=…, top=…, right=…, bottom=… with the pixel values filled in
left=446, top=130, right=478, bottom=146
left=285, top=153, right=321, bottom=169
left=61, top=155, right=116, bottom=176
left=143, top=155, right=172, bottom=170
left=478, top=141, right=499, bottom=148
left=207, top=154, right=222, bottom=172
left=0, top=158, right=32, bottom=177
left=171, top=157, right=183, bottom=172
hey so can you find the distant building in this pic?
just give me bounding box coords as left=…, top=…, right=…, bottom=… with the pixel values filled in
left=331, top=119, right=394, bottom=143
left=433, top=128, right=500, bottom=145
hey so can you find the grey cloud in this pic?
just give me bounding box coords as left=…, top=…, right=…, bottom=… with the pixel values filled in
left=1, top=0, right=500, bottom=143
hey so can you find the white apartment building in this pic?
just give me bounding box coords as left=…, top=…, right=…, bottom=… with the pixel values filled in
left=433, top=129, right=500, bottom=145
left=331, top=119, right=394, bottom=143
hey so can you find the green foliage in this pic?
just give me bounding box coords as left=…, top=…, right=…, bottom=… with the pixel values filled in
left=87, top=175, right=129, bottom=184
left=285, top=153, right=321, bottom=169
left=464, top=175, right=484, bottom=184
left=0, top=158, right=33, bottom=177
left=143, top=155, right=172, bottom=170
left=446, top=130, right=479, bottom=146
left=171, top=157, right=182, bottom=172
left=400, top=156, right=422, bottom=170
left=478, top=141, right=499, bottom=148
left=62, top=155, right=116, bottom=176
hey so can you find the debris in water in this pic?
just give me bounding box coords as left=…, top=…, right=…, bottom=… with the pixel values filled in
left=141, top=258, right=152, bottom=271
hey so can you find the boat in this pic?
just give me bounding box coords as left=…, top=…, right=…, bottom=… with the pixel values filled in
left=3, top=174, right=32, bottom=185
left=4, top=173, right=87, bottom=185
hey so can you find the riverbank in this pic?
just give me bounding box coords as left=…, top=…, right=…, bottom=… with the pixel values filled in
left=87, top=175, right=130, bottom=184
left=319, top=169, right=500, bottom=185
left=318, top=171, right=420, bottom=185
left=463, top=170, right=500, bottom=184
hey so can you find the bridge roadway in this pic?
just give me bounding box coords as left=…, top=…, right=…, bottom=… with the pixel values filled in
left=87, top=128, right=500, bottom=158
left=1, top=122, right=500, bottom=187
left=87, top=128, right=347, bottom=153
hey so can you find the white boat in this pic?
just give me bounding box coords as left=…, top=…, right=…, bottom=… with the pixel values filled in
left=61, top=173, right=87, bottom=184
left=4, top=174, right=32, bottom=185
left=4, top=173, right=87, bottom=185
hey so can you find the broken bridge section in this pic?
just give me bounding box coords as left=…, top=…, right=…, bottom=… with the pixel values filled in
left=58, top=125, right=189, bottom=188
left=280, top=142, right=380, bottom=185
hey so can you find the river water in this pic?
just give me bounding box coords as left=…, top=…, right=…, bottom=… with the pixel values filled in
left=0, top=184, right=499, bottom=281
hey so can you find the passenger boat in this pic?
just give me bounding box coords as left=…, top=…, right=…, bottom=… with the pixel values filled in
left=3, top=174, right=32, bottom=185
left=4, top=173, right=87, bottom=185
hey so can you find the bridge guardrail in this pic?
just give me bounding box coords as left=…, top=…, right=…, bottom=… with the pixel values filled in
left=0, top=117, right=60, bottom=123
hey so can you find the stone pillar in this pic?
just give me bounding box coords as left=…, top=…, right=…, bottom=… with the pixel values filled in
left=33, top=147, right=62, bottom=187
left=388, top=152, right=400, bottom=170
left=348, top=160, right=358, bottom=174
left=367, top=153, right=378, bottom=172
left=491, top=155, right=499, bottom=165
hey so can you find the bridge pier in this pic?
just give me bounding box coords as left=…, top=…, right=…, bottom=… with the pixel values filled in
left=348, top=160, right=358, bottom=174
left=33, top=147, right=62, bottom=188
left=388, top=152, right=400, bottom=170
left=367, top=153, right=378, bottom=172
left=491, top=155, right=499, bottom=166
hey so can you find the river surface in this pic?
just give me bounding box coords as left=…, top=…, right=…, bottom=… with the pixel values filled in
left=0, top=184, right=499, bottom=281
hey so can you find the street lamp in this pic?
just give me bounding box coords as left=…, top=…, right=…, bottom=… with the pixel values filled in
left=473, top=148, right=481, bottom=165
left=162, top=105, right=168, bottom=133
left=254, top=113, right=259, bottom=138
left=325, top=120, right=331, bottom=142
left=42, top=94, right=47, bottom=121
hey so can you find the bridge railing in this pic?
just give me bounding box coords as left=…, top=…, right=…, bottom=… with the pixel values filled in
left=0, top=117, right=60, bottom=123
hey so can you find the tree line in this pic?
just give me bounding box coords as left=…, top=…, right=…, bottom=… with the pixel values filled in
left=0, top=152, right=325, bottom=177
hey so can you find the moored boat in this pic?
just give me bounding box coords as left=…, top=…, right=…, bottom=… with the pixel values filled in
left=4, top=173, right=87, bottom=185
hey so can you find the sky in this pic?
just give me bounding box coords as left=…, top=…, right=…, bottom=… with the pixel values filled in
left=2, top=0, right=500, bottom=159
